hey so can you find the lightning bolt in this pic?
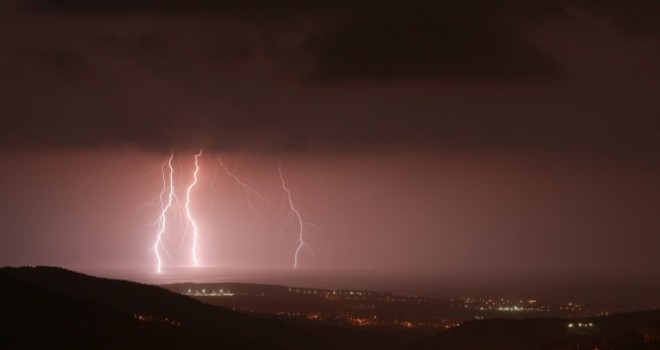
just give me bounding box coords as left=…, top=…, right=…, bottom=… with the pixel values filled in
left=150, top=153, right=314, bottom=271
left=151, top=153, right=176, bottom=273
left=185, top=150, right=203, bottom=267
left=278, top=161, right=314, bottom=268
left=150, top=151, right=204, bottom=273
left=217, top=155, right=270, bottom=213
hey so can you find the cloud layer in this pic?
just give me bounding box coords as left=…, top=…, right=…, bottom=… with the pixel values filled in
left=0, top=0, right=658, bottom=156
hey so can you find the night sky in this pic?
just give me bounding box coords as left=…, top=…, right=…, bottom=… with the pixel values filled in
left=1, top=1, right=659, bottom=300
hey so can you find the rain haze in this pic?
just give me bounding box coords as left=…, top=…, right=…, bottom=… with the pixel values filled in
left=1, top=0, right=659, bottom=304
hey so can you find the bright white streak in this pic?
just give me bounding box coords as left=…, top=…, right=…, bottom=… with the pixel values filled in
left=278, top=161, right=314, bottom=268
left=217, top=155, right=270, bottom=213
left=185, top=150, right=203, bottom=267
left=152, top=153, right=175, bottom=273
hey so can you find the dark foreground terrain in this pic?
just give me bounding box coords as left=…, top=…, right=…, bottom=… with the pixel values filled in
left=1, top=266, right=660, bottom=349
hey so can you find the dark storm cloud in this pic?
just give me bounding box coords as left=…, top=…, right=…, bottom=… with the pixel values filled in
left=305, top=12, right=559, bottom=82
left=29, top=0, right=565, bottom=81
left=25, top=0, right=563, bottom=17
left=0, top=0, right=658, bottom=156
left=575, top=0, right=660, bottom=36
left=303, top=1, right=568, bottom=82
left=13, top=44, right=90, bottom=77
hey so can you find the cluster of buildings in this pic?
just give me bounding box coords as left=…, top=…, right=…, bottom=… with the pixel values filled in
left=172, top=284, right=640, bottom=333
left=449, top=296, right=598, bottom=317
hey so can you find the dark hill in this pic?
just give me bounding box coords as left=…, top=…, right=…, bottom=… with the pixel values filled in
left=0, top=273, right=153, bottom=349
left=0, top=266, right=318, bottom=349
left=0, top=266, right=240, bottom=327
left=0, top=266, right=415, bottom=350
left=3, top=266, right=660, bottom=350
left=409, top=311, right=660, bottom=350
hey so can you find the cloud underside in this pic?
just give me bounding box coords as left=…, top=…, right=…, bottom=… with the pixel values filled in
left=26, top=0, right=568, bottom=82
left=0, top=0, right=658, bottom=155
left=25, top=0, right=660, bottom=82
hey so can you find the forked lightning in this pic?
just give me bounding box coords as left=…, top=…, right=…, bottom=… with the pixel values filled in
left=151, top=151, right=203, bottom=272
left=278, top=161, right=315, bottom=268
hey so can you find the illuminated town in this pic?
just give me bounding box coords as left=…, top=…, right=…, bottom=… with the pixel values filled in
left=165, top=283, right=639, bottom=332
